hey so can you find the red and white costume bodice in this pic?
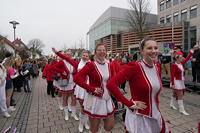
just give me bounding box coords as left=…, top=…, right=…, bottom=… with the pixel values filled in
left=63, top=60, right=74, bottom=84
left=93, top=61, right=110, bottom=100
left=140, top=62, right=161, bottom=119
left=107, top=61, right=168, bottom=132
left=170, top=52, right=193, bottom=85
left=74, top=61, right=113, bottom=97
left=107, top=61, right=162, bottom=117
left=74, top=60, right=119, bottom=117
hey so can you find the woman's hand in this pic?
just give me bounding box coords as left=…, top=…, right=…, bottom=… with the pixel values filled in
left=129, top=100, right=147, bottom=110
left=170, top=84, right=175, bottom=89
left=52, top=48, right=58, bottom=53
left=62, top=71, right=67, bottom=76
left=191, top=45, right=199, bottom=53
left=94, top=88, right=103, bottom=95
left=118, top=102, right=123, bottom=109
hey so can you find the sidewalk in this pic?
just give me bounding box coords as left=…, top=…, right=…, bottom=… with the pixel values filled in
left=0, top=75, right=200, bottom=133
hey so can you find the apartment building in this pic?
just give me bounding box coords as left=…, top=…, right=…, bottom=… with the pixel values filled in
left=158, top=0, right=200, bottom=50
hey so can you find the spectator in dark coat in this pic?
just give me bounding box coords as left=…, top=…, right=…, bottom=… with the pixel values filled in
left=192, top=45, right=200, bottom=82
left=21, top=65, right=31, bottom=92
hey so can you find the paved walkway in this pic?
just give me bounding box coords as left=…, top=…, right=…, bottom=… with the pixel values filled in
left=0, top=75, right=200, bottom=133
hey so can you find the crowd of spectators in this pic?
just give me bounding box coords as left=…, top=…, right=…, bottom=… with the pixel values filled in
left=0, top=56, right=40, bottom=118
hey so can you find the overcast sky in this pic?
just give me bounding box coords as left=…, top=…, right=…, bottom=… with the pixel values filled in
left=0, top=0, right=157, bottom=55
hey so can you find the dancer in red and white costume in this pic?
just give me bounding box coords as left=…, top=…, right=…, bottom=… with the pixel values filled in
left=107, top=37, right=170, bottom=133
left=52, top=56, right=63, bottom=110
left=170, top=45, right=197, bottom=115
left=50, top=50, right=78, bottom=121
left=74, top=44, right=120, bottom=133
left=52, top=48, right=90, bottom=132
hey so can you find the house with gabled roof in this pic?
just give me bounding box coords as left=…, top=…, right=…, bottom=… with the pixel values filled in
left=13, top=38, right=29, bottom=50
left=0, top=35, right=20, bottom=57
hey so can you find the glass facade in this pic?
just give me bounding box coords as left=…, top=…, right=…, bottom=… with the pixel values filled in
left=183, top=22, right=196, bottom=51
left=184, top=22, right=189, bottom=51
left=88, top=19, right=130, bottom=51
left=190, top=26, right=197, bottom=47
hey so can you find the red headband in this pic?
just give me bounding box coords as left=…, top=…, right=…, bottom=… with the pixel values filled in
left=174, top=51, right=183, bottom=56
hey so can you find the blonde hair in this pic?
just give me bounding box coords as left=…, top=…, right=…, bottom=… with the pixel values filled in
left=3, top=58, right=13, bottom=69
left=82, top=49, right=90, bottom=55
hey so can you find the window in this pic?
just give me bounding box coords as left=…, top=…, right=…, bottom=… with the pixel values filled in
left=181, top=9, right=187, bottom=21
left=166, top=0, right=172, bottom=9
left=117, top=34, right=122, bottom=48
left=160, top=1, right=165, bottom=11
left=166, top=15, right=172, bottom=23
left=173, top=0, right=179, bottom=6
left=190, top=5, right=197, bottom=19
left=173, top=12, right=179, bottom=22
left=190, top=26, right=197, bottom=47
left=160, top=17, right=165, bottom=24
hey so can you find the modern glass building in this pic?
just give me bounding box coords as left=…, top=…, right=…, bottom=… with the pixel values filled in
left=87, top=6, right=157, bottom=52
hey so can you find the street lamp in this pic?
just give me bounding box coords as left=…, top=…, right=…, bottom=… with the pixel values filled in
left=9, top=21, right=20, bottom=41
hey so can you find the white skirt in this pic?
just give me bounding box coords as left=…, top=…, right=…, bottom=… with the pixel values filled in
left=59, top=82, right=75, bottom=92
left=74, top=85, right=87, bottom=101
left=174, top=80, right=185, bottom=91
left=125, top=109, right=163, bottom=133
left=53, top=80, right=60, bottom=90
left=83, top=94, right=115, bottom=118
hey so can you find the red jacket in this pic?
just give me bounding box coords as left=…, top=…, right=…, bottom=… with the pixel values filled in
left=74, top=61, right=120, bottom=97
left=170, top=52, right=193, bottom=85
left=50, top=60, right=70, bottom=80
left=106, top=61, right=162, bottom=118
left=42, top=61, right=57, bottom=81
left=55, top=52, right=78, bottom=78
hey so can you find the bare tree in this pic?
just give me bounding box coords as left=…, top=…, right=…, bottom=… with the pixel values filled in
left=127, top=0, right=150, bottom=39
left=78, top=38, right=85, bottom=49
left=61, top=43, right=68, bottom=51
left=18, top=49, right=30, bottom=60
left=27, top=39, right=45, bottom=58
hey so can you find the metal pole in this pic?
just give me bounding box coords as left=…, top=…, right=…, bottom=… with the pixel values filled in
left=14, top=27, right=16, bottom=41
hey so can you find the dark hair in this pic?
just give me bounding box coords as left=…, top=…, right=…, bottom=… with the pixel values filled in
left=140, top=37, right=156, bottom=51
left=90, top=54, right=95, bottom=61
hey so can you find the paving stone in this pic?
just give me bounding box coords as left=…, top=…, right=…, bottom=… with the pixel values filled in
left=43, top=121, right=55, bottom=127
left=1, top=75, right=200, bottom=133
left=38, top=127, right=50, bottom=133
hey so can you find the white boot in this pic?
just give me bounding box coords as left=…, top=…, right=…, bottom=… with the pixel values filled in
left=178, top=100, right=189, bottom=115
left=56, top=96, right=63, bottom=110
left=71, top=106, right=79, bottom=120
left=7, top=106, right=16, bottom=112
left=64, top=106, right=69, bottom=120
left=68, top=99, right=72, bottom=112
left=78, top=113, right=84, bottom=132
left=170, top=97, right=177, bottom=110
left=59, top=104, right=64, bottom=111
left=83, top=114, right=90, bottom=130
left=2, top=111, right=11, bottom=118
